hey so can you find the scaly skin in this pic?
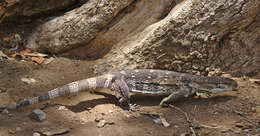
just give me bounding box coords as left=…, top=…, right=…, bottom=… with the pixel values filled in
left=0, top=69, right=237, bottom=111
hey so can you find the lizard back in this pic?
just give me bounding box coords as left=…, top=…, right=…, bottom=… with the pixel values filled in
left=114, top=69, right=237, bottom=95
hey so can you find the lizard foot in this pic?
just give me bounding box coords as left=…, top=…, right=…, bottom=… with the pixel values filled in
left=159, top=101, right=170, bottom=107
left=119, top=98, right=131, bottom=110
left=129, top=103, right=140, bottom=111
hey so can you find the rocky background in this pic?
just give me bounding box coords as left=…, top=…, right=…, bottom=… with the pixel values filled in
left=0, top=1, right=260, bottom=136
left=0, top=0, right=260, bottom=76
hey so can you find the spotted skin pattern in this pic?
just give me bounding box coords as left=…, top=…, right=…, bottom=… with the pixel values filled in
left=0, top=69, right=237, bottom=111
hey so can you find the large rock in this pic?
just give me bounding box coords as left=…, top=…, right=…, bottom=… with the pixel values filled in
left=65, top=0, right=177, bottom=59
left=26, top=0, right=135, bottom=54
left=93, top=0, right=260, bottom=77
left=23, top=0, right=260, bottom=77
left=0, top=0, right=77, bottom=23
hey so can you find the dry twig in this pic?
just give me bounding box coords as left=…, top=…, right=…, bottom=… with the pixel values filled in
left=169, top=104, right=197, bottom=136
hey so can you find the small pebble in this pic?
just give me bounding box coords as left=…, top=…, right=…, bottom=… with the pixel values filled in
left=125, top=114, right=131, bottom=118
left=145, top=131, right=153, bottom=135
left=235, top=123, right=244, bottom=128
left=233, top=110, right=244, bottom=115
left=0, top=87, right=6, bottom=93
left=21, top=78, right=36, bottom=84
left=29, top=109, right=46, bottom=122
left=16, top=127, right=21, bottom=131
left=107, top=121, right=115, bottom=125
left=180, top=133, right=189, bottom=136
left=33, top=132, right=41, bottom=136
left=211, top=124, right=217, bottom=127
left=220, top=129, right=232, bottom=133
left=153, top=118, right=162, bottom=124
left=97, top=120, right=106, bottom=128
left=243, top=129, right=252, bottom=132
left=233, top=130, right=241, bottom=134
left=2, top=109, right=9, bottom=114
left=8, top=114, right=14, bottom=117
left=58, top=106, right=68, bottom=111
left=94, top=117, right=104, bottom=122
left=96, top=119, right=114, bottom=128
left=173, top=125, right=179, bottom=128
left=160, top=117, right=170, bottom=128
left=180, top=133, right=185, bottom=136
left=8, top=129, right=15, bottom=134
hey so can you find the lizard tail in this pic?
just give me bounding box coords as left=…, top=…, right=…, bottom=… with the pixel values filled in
left=1, top=75, right=113, bottom=111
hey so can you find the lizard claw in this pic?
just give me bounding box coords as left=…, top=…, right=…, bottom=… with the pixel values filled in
left=119, top=98, right=131, bottom=110
left=159, top=100, right=170, bottom=107
left=128, top=103, right=140, bottom=111
left=160, top=102, right=169, bottom=108
left=118, top=98, right=139, bottom=111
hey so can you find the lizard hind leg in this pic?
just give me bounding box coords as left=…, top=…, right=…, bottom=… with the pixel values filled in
left=111, top=79, right=130, bottom=109
left=160, top=91, right=184, bottom=107
left=160, top=85, right=196, bottom=107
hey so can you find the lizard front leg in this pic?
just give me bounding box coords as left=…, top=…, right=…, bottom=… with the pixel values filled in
left=160, top=85, right=196, bottom=107
left=111, top=79, right=130, bottom=109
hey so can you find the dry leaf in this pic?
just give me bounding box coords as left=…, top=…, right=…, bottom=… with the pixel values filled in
left=31, top=57, right=45, bottom=64
left=7, top=0, right=19, bottom=7
left=43, top=57, right=54, bottom=65
left=3, top=36, right=13, bottom=41
left=21, top=78, right=36, bottom=84
left=23, top=48, right=31, bottom=53
left=196, top=92, right=211, bottom=98
left=160, top=117, right=171, bottom=128
left=3, top=49, right=12, bottom=55
left=255, top=80, right=260, bottom=85
left=249, top=78, right=260, bottom=85
left=75, top=63, right=80, bottom=67
left=24, top=52, right=48, bottom=57
left=10, top=52, right=17, bottom=57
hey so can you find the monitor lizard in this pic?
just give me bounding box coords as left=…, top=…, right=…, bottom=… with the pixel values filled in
left=0, top=69, right=237, bottom=111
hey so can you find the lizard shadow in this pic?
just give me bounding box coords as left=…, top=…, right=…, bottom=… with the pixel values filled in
left=132, top=94, right=237, bottom=107
left=64, top=91, right=237, bottom=113
left=65, top=92, right=120, bottom=113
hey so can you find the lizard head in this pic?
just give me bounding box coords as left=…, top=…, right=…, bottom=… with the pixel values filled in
left=191, top=77, right=238, bottom=96
left=111, top=79, right=130, bottom=109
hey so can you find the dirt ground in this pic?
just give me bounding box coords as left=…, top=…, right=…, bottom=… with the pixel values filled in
left=0, top=57, right=259, bottom=136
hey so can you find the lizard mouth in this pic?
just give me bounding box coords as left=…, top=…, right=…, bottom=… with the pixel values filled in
left=212, top=86, right=237, bottom=93
left=211, top=85, right=237, bottom=93
left=196, top=86, right=236, bottom=98
left=211, top=88, right=233, bottom=93
left=197, top=83, right=237, bottom=94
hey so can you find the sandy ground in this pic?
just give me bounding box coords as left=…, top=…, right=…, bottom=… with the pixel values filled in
left=0, top=57, right=259, bottom=136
